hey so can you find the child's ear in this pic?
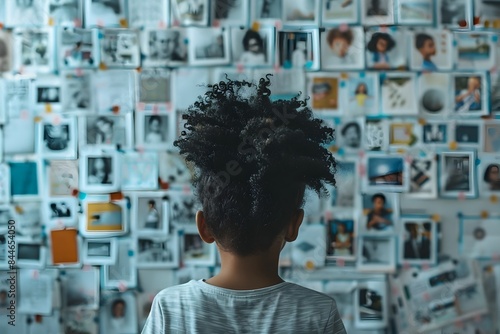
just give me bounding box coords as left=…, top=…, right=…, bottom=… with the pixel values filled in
left=196, top=210, right=215, bottom=243
left=285, top=209, right=304, bottom=242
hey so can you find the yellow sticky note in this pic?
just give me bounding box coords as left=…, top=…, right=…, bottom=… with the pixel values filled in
left=119, top=18, right=128, bottom=28
left=449, top=141, right=458, bottom=150
left=251, top=21, right=260, bottom=31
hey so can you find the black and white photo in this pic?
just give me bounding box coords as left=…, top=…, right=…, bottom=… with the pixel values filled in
left=137, top=235, right=178, bottom=268
left=361, top=0, right=395, bottom=25
left=142, top=29, right=188, bottom=67
left=13, top=28, right=54, bottom=73
left=133, top=193, right=169, bottom=234
left=230, top=26, right=274, bottom=67
left=61, top=71, right=93, bottom=113
left=439, top=0, right=469, bottom=27
left=251, top=0, right=282, bottom=21
left=37, top=117, right=77, bottom=159
left=171, top=0, right=210, bottom=26
left=102, top=238, right=136, bottom=289
left=82, top=238, right=117, bottom=265
left=170, top=191, right=200, bottom=226
left=99, top=292, right=138, bottom=334
left=189, top=27, right=230, bottom=65
left=64, top=268, right=99, bottom=309
left=5, top=0, right=48, bottom=27
left=59, top=28, right=98, bottom=69
left=48, top=0, right=81, bottom=26
left=79, top=150, right=120, bottom=193
left=338, top=119, right=363, bottom=151
left=100, top=29, right=141, bottom=68
left=44, top=197, right=77, bottom=228
left=277, top=29, right=320, bottom=70
left=82, top=114, right=133, bottom=149
left=439, top=151, right=477, bottom=198
left=405, top=156, right=438, bottom=198
left=0, top=31, right=13, bottom=73
left=422, top=122, right=448, bottom=145
left=212, top=0, right=249, bottom=26
left=85, top=0, right=126, bottom=27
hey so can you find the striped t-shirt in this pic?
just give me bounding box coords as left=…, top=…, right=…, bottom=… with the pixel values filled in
left=141, top=279, right=347, bottom=334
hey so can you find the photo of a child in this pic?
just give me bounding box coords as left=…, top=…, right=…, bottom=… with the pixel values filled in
left=415, top=33, right=437, bottom=71
left=348, top=77, right=375, bottom=114
left=327, top=219, right=354, bottom=258
left=366, top=32, right=396, bottom=69
left=311, top=77, right=338, bottom=111
left=454, top=76, right=482, bottom=113
left=321, top=26, right=364, bottom=70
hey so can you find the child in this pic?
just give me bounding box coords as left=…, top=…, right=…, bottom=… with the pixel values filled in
left=144, top=200, right=160, bottom=229
left=366, top=193, right=392, bottom=231
left=145, top=116, right=164, bottom=143
left=326, top=27, right=355, bottom=65
left=352, top=82, right=370, bottom=107
left=415, top=33, right=437, bottom=71
left=239, top=29, right=266, bottom=65
left=455, top=76, right=481, bottom=112
left=141, top=76, right=346, bottom=333
left=366, top=32, right=396, bottom=69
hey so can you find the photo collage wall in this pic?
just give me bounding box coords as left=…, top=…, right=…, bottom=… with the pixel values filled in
left=0, top=0, right=499, bottom=333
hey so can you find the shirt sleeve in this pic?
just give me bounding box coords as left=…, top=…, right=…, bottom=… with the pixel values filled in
left=324, top=300, right=347, bottom=334
left=141, top=295, right=165, bottom=334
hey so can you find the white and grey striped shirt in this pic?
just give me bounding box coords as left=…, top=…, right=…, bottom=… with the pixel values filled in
left=141, top=279, right=347, bottom=334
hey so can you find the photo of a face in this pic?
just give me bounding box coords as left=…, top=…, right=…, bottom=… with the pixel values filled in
left=423, top=124, right=447, bottom=144
left=144, top=115, right=168, bottom=144
left=60, top=29, right=96, bottom=68
left=327, top=219, right=354, bottom=258
left=231, top=28, right=270, bottom=66
left=364, top=193, right=393, bottom=232
left=443, top=155, right=471, bottom=192
left=411, top=30, right=452, bottom=71
left=483, top=164, right=500, bottom=191
left=147, top=30, right=187, bottom=63
left=367, top=157, right=404, bottom=186
left=111, top=298, right=126, bottom=318
left=402, top=222, right=432, bottom=260
left=86, top=202, right=123, bottom=232
left=311, top=77, right=338, bottom=111
left=366, top=29, right=405, bottom=70
left=340, top=121, right=362, bottom=149
left=484, top=123, right=500, bottom=153
left=454, top=76, right=482, bottom=113
left=348, top=76, right=376, bottom=114
left=87, top=157, right=113, bottom=185
left=86, top=115, right=126, bottom=146
left=321, top=26, right=364, bottom=70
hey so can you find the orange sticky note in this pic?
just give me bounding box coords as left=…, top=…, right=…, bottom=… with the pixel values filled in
left=51, top=229, right=79, bottom=265
left=119, top=18, right=128, bottom=28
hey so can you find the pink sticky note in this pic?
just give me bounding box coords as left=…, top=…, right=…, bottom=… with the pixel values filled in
left=337, top=259, right=345, bottom=267
left=152, top=104, right=159, bottom=114
left=136, top=102, right=146, bottom=111
left=236, top=63, right=244, bottom=73
left=32, top=270, right=40, bottom=279
left=158, top=20, right=166, bottom=29
left=358, top=164, right=366, bottom=176
left=73, top=18, right=82, bottom=27
left=52, top=115, right=61, bottom=126
left=325, top=211, right=333, bottom=221
left=339, top=23, right=349, bottom=32
left=118, top=280, right=127, bottom=292
left=458, top=192, right=466, bottom=201
left=75, top=68, right=83, bottom=77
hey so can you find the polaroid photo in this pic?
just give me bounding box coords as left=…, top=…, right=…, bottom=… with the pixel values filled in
left=388, top=121, right=417, bottom=149
left=43, top=197, right=78, bottom=229
left=63, top=267, right=99, bottom=309
left=79, top=149, right=120, bottom=193
left=321, top=26, right=364, bottom=70
left=135, top=112, right=172, bottom=150
left=357, top=235, right=396, bottom=272
left=84, top=0, right=126, bottom=27
left=399, top=217, right=437, bottom=266
left=188, top=27, right=230, bottom=66
left=13, top=27, right=55, bottom=74
left=438, top=0, right=472, bottom=28
left=405, top=156, right=438, bottom=198
left=93, top=70, right=136, bottom=113
left=37, top=116, right=77, bottom=159
left=5, top=0, right=48, bottom=27
left=0, top=30, right=13, bottom=73
left=82, top=238, right=117, bottom=265
left=409, top=29, right=453, bottom=71
left=32, top=75, right=62, bottom=112
left=397, top=0, right=433, bottom=24
left=326, top=217, right=357, bottom=261
left=479, top=158, right=500, bottom=197
left=141, top=28, right=188, bottom=67
left=473, top=0, right=500, bottom=29
left=16, top=238, right=46, bottom=269
left=48, top=0, right=82, bottom=27
left=60, top=71, right=94, bottom=114
left=137, top=68, right=172, bottom=110
left=64, top=309, right=98, bottom=334
left=102, top=237, right=137, bottom=289
left=8, top=160, right=41, bottom=201
left=12, top=201, right=42, bottom=237
left=58, top=28, right=99, bottom=69
left=335, top=118, right=364, bottom=153
left=17, top=269, right=54, bottom=316
left=344, top=72, right=379, bottom=116
left=361, top=192, right=399, bottom=235
left=365, top=27, right=406, bottom=70
left=47, top=160, right=78, bottom=197
left=364, top=119, right=389, bottom=151
left=133, top=192, right=169, bottom=235
left=455, top=32, right=497, bottom=70
left=169, top=190, right=200, bottom=226
left=417, top=72, right=451, bottom=117
left=307, top=73, right=340, bottom=114
left=127, top=0, right=169, bottom=28
left=321, top=0, right=359, bottom=25
left=325, top=159, right=358, bottom=209
left=361, top=0, right=395, bottom=25
left=250, top=0, right=282, bottom=22
left=277, top=29, right=320, bottom=71
left=99, top=292, right=138, bottom=333
left=282, top=0, right=320, bottom=26
left=212, top=0, right=250, bottom=27
left=100, top=29, right=141, bottom=68
left=461, top=217, right=500, bottom=259
left=182, top=225, right=217, bottom=266
left=0, top=165, right=10, bottom=204
left=364, top=154, right=409, bottom=193
left=80, top=199, right=127, bottom=237
left=354, top=280, right=388, bottom=329
left=452, top=121, right=482, bottom=148
left=158, top=149, right=194, bottom=186
left=380, top=73, right=418, bottom=116
left=137, top=235, right=179, bottom=268
left=121, top=151, right=159, bottom=191
left=483, top=121, right=500, bottom=154
left=171, top=0, right=210, bottom=26
left=439, top=151, right=477, bottom=198
left=253, top=68, right=306, bottom=101
left=230, top=26, right=275, bottom=67
left=80, top=113, right=133, bottom=149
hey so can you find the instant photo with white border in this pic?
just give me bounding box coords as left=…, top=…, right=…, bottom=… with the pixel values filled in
left=212, top=0, right=250, bottom=27
left=409, top=29, right=453, bottom=71
left=454, top=32, right=497, bottom=70
left=99, top=29, right=141, bottom=68
left=37, top=115, right=77, bottom=159
left=58, top=28, right=99, bottom=69
left=354, top=280, right=388, bottom=329
left=181, top=225, right=217, bottom=267
left=320, top=26, right=365, bottom=70
left=82, top=238, right=117, bottom=265
left=439, top=151, right=477, bottom=198
left=399, top=216, right=438, bottom=266
left=171, top=0, right=210, bottom=26
left=121, top=151, right=159, bottom=191
left=136, top=234, right=179, bottom=269
left=63, top=267, right=100, bottom=310
left=140, top=28, right=188, bottom=67
left=361, top=0, right=395, bottom=25
left=132, top=191, right=169, bottom=235
left=360, top=192, right=400, bottom=235
left=276, top=28, right=321, bottom=71
left=380, top=72, right=418, bottom=116
left=79, top=197, right=128, bottom=237
left=79, top=149, right=120, bottom=193
left=84, top=0, right=127, bottom=28
left=13, top=27, right=55, bottom=74
left=230, top=25, right=275, bottom=67
left=135, top=111, right=173, bottom=150
left=79, top=113, right=134, bottom=150
left=188, top=27, right=231, bottom=66
left=43, top=196, right=78, bottom=229
left=479, top=157, right=500, bottom=197
left=404, top=155, right=438, bottom=199
left=357, top=235, right=396, bottom=272
left=16, top=237, right=46, bottom=269
left=417, top=72, right=452, bottom=117
left=363, top=153, right=410, bottom=193
left=102, top=237, right=137, bottom=289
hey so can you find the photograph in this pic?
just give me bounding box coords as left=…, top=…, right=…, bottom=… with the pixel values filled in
left=61, top=71, right=93, bottom=113
left=453, top=122, right=481, bottom=147
left=13, top=28, right=54, bottom=74
left=439, top=151, right=477, bottom=198
left=277, top=29, right=320, bottom=70
left=479, top=159, right=500, bottom=196
left=461, top=218, right=500, bottom=259
left=474, top=0, right=500, bottom=29
left=321, top=0, right=359, bottom=25
left=82, top=114, right=133, bottom=149
left=121, top=151, right=159, bottom=191
left=48, top=0, right=81, bottom=26
left=453, top=74, right=487, bottom=115
left=354, top=281, right=388, bottom=329
left=346, top=73, right=378, bottom=115
left=405, top=156, right=438, bottom=198
left=127, top=0, right=169, bottom=28
left=326, top=160, right=357, bottom=208
left=102, top=238, right=137, bottom=289
left=337, top=118, right=363, bottom=151
left=308, top=74, right=339, bottom=113
left=8, top=161, right=40, bottom=200
left=37, top=117, right=77, bottom=159
left=59, top=28, right=98, bottom=69
left=326, top=218, right=356, bottom=260
left=137, top=235, right=178, bottom=268
left=183, top=228, right=217, bottom=266
left=99, top=292, right=137, bottom=334
left=422, top=122, right=448, bottom=145
left=82, top=201, right=125, bottom=235
left=380, top=73, right=418, bottom=116
left=88, top=157, right=113, bottom=185
left=189, top=27, right=230, bottom=66
left=171, top=0, right=210, bottom=26
left=361, top=192, right=397, bottom=234
left=365, top=27, right=406, bottom=70
left=400, top=218, right=436, bottom=265
left=16, top=238, right=46, bottom=268
left=364, top=119, right=388, bottom=151
left=79, top=150, right=120, bottom=193
left=251, top=0, right=282, bottom=21
left=64, top=309, right=98, bottom=334
left=389, top=122, right=416, bottom=147
left=12, top=201, right=42, bottom=237
left=357, top=236, right=396, bottom=272
left=410, top=29, right=453, bottom=71
left=158, top=150, right=193, bottom=185
left=212, top=0, right=249, bottom=26
left=438, top=0, right=469, bottom=27
left=364, top=155, right=408, bottom=192
left=455, top=32, right=496, bottom=70
left=483, top=122, right=500, bottom=154
left=2, top=76, right=32, bottom=121
left=33, top=75, right=62, bottom=112
left=5, top=0, right=48, bottom=27
left=418, top=73, right=451, bottom=116
left=321, top=26, right=364, bottom=70
left=17, top=269, right=53, bottom=315
left=48, top=160, right=79, bottom=197
left=44, top=197, right=77, bottom=228
left=230, top=26, right=274, bottom=67
left=100, top=29, right=141, bottom=68
left=82, top=238, right=117, bottom=265
left=93, top=70, right=136, bottom=113
left=137, top=68, right=172, bottom=107
left=142, top=28, right=188, bottom=67
left=85, top=0, right=126, bottom=27
left=282, top=0, right=320, bottom=25
left=64, top=267, right=99, bottom=309
left=0, top=165, right=10, bottom=204
left=136, top=113, right=171, bottom=149
left=170, top=191, right=199, bottom=225
left=0, top=31, right=13, bottom=73
left=134, top=193, right=169, bottom=234
left=361, top=0, right=395, bottom=25
left=397, top=0, right=433, bottom=24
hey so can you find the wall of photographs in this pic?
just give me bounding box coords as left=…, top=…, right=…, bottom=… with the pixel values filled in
left=0, top=0, right=499, bottom=333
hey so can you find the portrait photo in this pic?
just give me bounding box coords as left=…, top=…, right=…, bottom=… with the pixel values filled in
left=82, top=201, right=125, bottom=236
left=338, top=119, right=363, bottom=150
left=38, top=117, right=77, bottom=159
left=48, top=0, right=81, bottom=26
left=278, top=29, right=320, bottom=70
left=365, top=28, right=406, bottom=70
left=134, top=193, right=168, bottom=234
left=100, top=29, right=140, bottom=68
left=361, top=192, right=398, bottom=234
left=455, top=32, right=495, bottom=70
left=418, top=73, right=451, bottom=116
left=82, top=238, right=117, bottom=265
left=138, top=68, right=172, bottom=106
left=0, top=31, right=13, bottom=73
left=357, top=236, right=396, bottom=272
left=137, top=235, right=178, bottom=268
left=322, top=0, right=358, bottom=24
left=380, top=73, right=418, bottom=116
left=406, top=157, right=438, bottom=198
left=189, top=27, right=230, bottom=66
left=99, top=292, right=137, bottom=334
left=142, top=28, right=188, bottom=67
left=362, top=0, right=395, bottom=25
left=480, top=160, right=500, bottom=196
left=85, top=0, right=126, bottom=27
left=365, top=155, right=408, bottom=192
left=79, top=150, right=120, bottom=193
left=346, top=73, right=378, bottom=115
left=64, top=267, right=99, bottom=309
left=48, top=160, right=79, bottom=197
left=439, top=151, right=477, bottom=198
left=82, top=114, right=132, bottom=149
left=410, top=30, right=453, bottom=71
left=282, top=0, right=319, bottom=25
left=136, top=113, right=171, bottom=149
left=454, top=74, right=486, bottom=115
left=326, top=218, right=355, bottom=260
left=400, top=219, right=436, bottom=265
left=321, top=26, right=364, bottom=70
left=59, top=28, right=98, bottom=69
left=61, top=71, right=93, bottom=113
left=230, top=27, right=274, bottom=67
left=172, top=0, right=210, bottom=26
left=308, top=75, right=339, bottom=113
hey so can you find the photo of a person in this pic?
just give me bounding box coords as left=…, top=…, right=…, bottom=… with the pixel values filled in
left=326, top=28, right=355, bottom=65
left=148, top=30, right=186, bottom=62
left=327, top=220, right=354, bottom=257
left=415, top=33, right=437, bottom=71
left=110, top=298, right=126, bottom=329
left=145, top=115, right=165, bottom=144
left=239, top=29, right=266, bottom=65
left=43, top=124, right=69, bottom=151
left=92, top=116, right=114, bottom=144
left=455, top=76, right=482, bottom=113
left=88, top=157, right=113, bottom=185
left=484, top=164, right=500, bottom=191
left=144, top=200, right=160, bottom=229
left=311, top=78, right=338, bottom=110
left=403, top=222, right=431, bottom=260
left=365, top=193, right=393, bottom=231
left=174, top=0, right=207, bottom=24
left=341, top=122, right=361, bottom=148
left=38, top=87, right=60, bottom=103
left=366, top=32, right=396, bottom=69
left=352, top=83, right=371, bottom=108
left=366, top=0, right=387, bottom=16
left=50, top=202, right=71, bottom=218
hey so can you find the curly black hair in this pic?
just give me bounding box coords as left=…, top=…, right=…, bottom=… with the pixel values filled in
left=367, top=32, right=396, bottom=53
left=173, top=75, right=337, bottom=256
